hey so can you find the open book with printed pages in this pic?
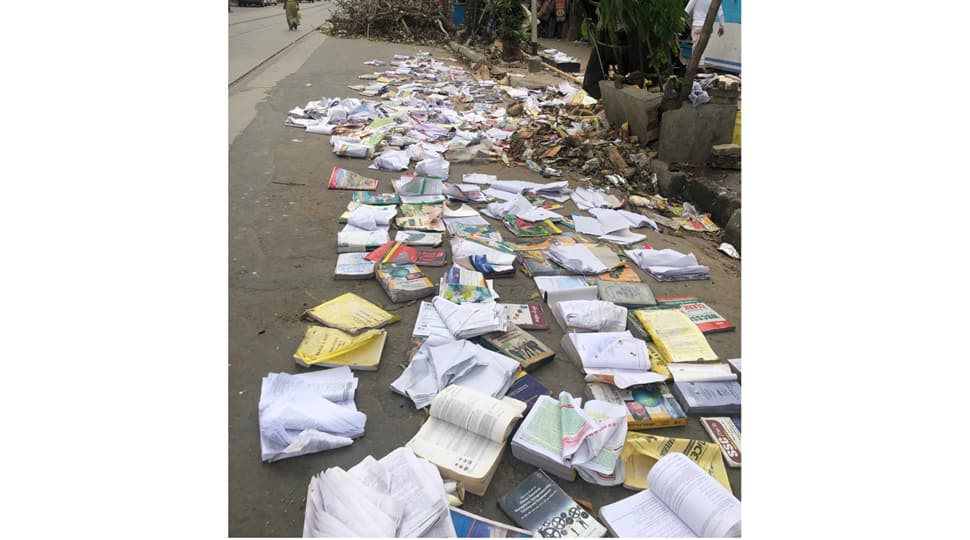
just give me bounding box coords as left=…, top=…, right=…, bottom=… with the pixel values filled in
left=560, top=331, right=667, bottom=389
left=599, top=453, right=741, bottom=538
left=406, top=385, right=526, bottom=496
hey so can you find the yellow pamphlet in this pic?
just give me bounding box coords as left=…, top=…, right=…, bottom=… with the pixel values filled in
left=621, top=431, right=731, bottom=492
left=293, top=327, right=387, bottom=370
left=305, top=293, right=400, bottom=334
left=635, top=309, right=718, bottom=363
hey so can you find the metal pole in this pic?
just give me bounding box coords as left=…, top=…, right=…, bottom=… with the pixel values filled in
left=531, top=0, right=538, bottom=55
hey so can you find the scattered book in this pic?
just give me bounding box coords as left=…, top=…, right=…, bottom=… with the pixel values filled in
left=504, top=372, right=551, bottom=414
left=364, top=241, right=418, bottom=264
left=406, top=385, right=526, bottom=496
left=447, top=222, right=503, bottom=242
left=594, top=264, right=642, bottom=282
left=640, top=296, right=735, bottom=334
left=334, top=252, right=376, bottom=279
left=517, top=250, right=571, bottom=277
left=375, top=263, right=436, bottom=303
left=509, top=395, right=576, bottom=481
left=498, top=470, right=607, bottom=538
left=449, top=508, right=533, bottom=538
left=440, top=265, right=493, bottom=303
left=585, top=383, right=687, bottom=429
left=337, top=229, right=390, bottom=252
left=671, top=381, right=742, bottom=416
left=292, top=327, right=387, bottom=370
left=304, top=292, right=400, bottom=334
left=635, top=308, right=719, bottom=363
left=351, top=191, right=399, bottom=205
left=598, top=453, right=741, bottom=538
left=502, top=302, right=549, bottom=330
left=395, top=231, right=443, bottom=247
left=503, top=216, right=561, bottom=237
left=596, top=281, right=657, bottom=307
left=700, top=416, right=742, bottom=468
left=415, top=248, right=447, bottom=267
left=455, top=255, right=517, bottom=279
left=477, top=325, right=555, bottom=372
left=327, top=166, right=378, bottom=191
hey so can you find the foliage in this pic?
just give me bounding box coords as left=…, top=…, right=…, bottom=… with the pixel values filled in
left=493, top=0, right=528, bottom=52
left=582, top=0, right=686, bottom=77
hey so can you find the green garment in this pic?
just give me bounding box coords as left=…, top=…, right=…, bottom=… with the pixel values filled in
left=285, top=0, right=300, bottom=28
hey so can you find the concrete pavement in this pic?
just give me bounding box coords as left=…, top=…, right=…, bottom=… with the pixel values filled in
left=228, top=33, right=741, bottom=537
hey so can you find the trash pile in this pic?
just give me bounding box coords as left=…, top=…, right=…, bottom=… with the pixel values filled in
left=268, top=51, right=741, bottom=538
left=327, top=0, right=453, bottom=45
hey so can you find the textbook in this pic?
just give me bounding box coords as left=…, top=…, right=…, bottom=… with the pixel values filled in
left=640, top=296, right=735, bottom=334
left=440, top=265, right=493, bottom=304
left=502, top=302, right=549, bottom=330
left=415, top=248, right=447, bottom=267
left=305, top=292, right=400, bottom=334
left=599, top=453, right=740, bottom=538
left=504, top=372, right=551, bottom=414
left=477, top=325, right=555, bottom=372
left=375, top=263, right=436, bottom=303
left=327, top=167, right=378, bottom=191
left=395, top=231, right=444, bottom=247
left=670, top=381, right=742, bottom=416
left=449, top=508, right=533, bottom=538
left=596, top=281, right=657, bottom=307
left=406, top=385, right=526, bottom=496
left=635, top=308, right=719, bottom=363
left=517, top=250, right=571, bottom=277
left=498, top=470, right=606, bottom=538
left=700, top=416, right=742, bottom=468
left=293, top=326, right=387, bottom=370
left=594, top=264, right=642, bottom=282
left=503, top=216, right=561, bottom=237
left=334, top=252, right=376, bottom=279
left=351, top=191, right=399, bottom=205
left=584, top=382, right=687, bottom=429
left=337, top=229, right=390, bottom=252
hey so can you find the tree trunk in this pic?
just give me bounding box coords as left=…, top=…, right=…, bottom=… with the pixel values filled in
left=679, top=0, right=721, bottom=102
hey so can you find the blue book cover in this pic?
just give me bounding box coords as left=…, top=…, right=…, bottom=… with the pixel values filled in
left=504, top=373, right=551, bottom=414
left=450, top=507, right=533, bottom=538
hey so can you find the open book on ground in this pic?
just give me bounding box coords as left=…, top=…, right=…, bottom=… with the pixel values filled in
left=599, top=453, right=741, bottom=537
left=498, top=470, right=607, bottom=538
left=406, top=385, right=526, bottom=496
left=560, top=331, right=667, bottom=388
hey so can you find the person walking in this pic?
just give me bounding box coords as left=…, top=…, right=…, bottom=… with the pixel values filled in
left=284, top=0, right=301, bottom=31
left=685, top=0, right=724, bottom=66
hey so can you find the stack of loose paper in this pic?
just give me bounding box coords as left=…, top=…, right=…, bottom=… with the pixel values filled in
left=511, top=392, right=628, bottom=485
left=533, top=275, right=592, bottom=297
left=483, top=194, right=563, bottom=222
left=450, top=237, right=516, bottom=268
left=488, top=180, right=571, bottom=202
left=337, top=229, right=390, bottom=252
left=575, top=209, right=647, bottom=245
left=624, top=248, right=710, bottom=282
left=571, top=186, right=623, bottom=210
left=547, top=244, right=611, bottom=274
left=302, top=447, right=457, bottom=537
left=635, top=308, right=719, bottom=363
left=553, top=300, right=628, bottom=332
left=406, top=385, right=527, bottom=495
left=258, top=367, right=366, bottom=462
left=342, top=203, right=397, bottom=231
left=561, top=331, right=667, bottom=388
left=390, top=339, right=522, bottom=409
left=667, top=362, right=738, bottom=383
left=293, top=326, right=387, bottom=370
left=432, top=296, right=508, bottom=338
left=305, top=293, right=400, bottom=334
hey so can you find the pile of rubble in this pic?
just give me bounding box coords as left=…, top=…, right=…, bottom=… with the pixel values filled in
left=327, top=0, right=454, bottom=45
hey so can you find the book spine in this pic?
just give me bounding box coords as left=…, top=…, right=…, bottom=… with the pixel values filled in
left=629, top=416, right=688, bottom=429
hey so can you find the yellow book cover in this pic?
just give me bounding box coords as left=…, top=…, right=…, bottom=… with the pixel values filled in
left=635, top=309, right=718, bottom=363
left=293, top=327, right=387, bottom=370
left=621, top=431, right=731, bottom=492
left=645, top=342, right=671, bottom=380
left=305, top=293, right=400, bottom=334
